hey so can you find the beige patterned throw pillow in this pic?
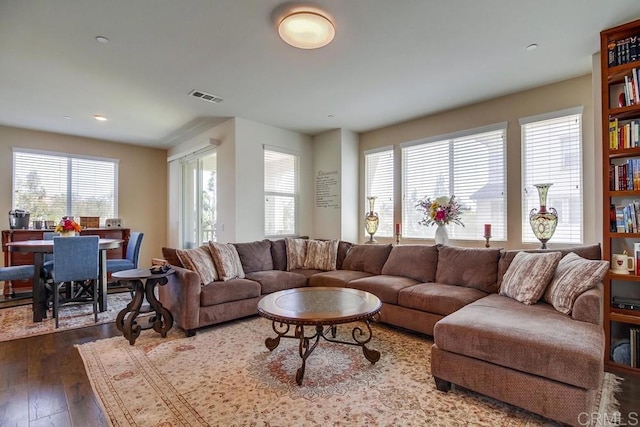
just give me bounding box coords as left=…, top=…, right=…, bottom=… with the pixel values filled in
left=304, top=239, right=339, bottom=271
left=176, top=245, right=218, bottom=285
left=543, top=252, right=609, bottom=314
left=285, top=238, right=308, bottom=271
left=208, top=242, right=245, bottom=281
left=499, top=251, right=562, bottom=305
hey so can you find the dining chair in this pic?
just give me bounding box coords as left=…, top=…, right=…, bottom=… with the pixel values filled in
left=51, top=236, right=99, bottom=328
left=0, top=265, right=34, bottom=285
left=106, top=231, right=144, bottom=274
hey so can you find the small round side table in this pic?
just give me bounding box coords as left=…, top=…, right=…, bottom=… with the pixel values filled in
left=112, top=267, right=175, bottom=345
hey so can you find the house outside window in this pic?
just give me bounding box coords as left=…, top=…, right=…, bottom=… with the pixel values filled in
left=264, top=146, right=299, bottom=237
left=520, top=107, right=583, bottom=244
left=401, top=123, right=507, bottom=241
left=12, top=148, right=118, bottom=222
left=364, top=147, right=394, bottom=238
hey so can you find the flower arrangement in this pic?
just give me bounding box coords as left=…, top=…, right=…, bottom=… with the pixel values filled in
left=416, top=195, right=465, bottom=227
left=55, top=217, right=82, bottom=233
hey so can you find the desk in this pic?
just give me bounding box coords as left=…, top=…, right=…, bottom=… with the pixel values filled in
left=5, top=238, right=123, bottom=322
left=112, top=268, right=174, bottom=345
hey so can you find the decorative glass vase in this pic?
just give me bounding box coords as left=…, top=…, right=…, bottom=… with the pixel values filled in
left=529, top=183, right=558, bottom=249
left=364, top=196, right=379, bottom=244
left=434, top=223, right=449, bottom=245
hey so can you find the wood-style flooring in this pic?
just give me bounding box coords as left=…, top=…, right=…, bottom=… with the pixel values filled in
left=0, top=320, right=639, bottom=426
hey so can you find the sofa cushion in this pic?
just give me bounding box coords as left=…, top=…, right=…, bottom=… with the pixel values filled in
left=208, top=242, right=245, bottom=281
left=233, top=240, right=273, bottom=273
left=285, top=237, right=308, bottom=271
left=308, top=270, right=373, bottom=287
left=200, top=278, right=261, bottom=306
left=381, top=244, right=438, bottom=282
left=304, top=239, right=338, bottom=271
left=500, top=251, right=561, bottom=305
left=342, top=244, right=393, bottom=275
left=336, top=241, right=353, bottom=270
left=398, top=283, right=487, bottom=316
left=290, top=268, right=323, bottom=278
left=161, top=247, right=183, bottom=268
left=497, top=243, right=602, bottom=289
left=347, top=275, right=419, bottom=304
left=176, top=245, right=218, bottom=285
left=543, top=253, right=609, bottom=314
left=435, top=246, right=501, bottom=293
left=245, top=270, right=307, bottom=294
left=433, top=294, right=604, bottom=390
left=270, top=239, right=287, bottom=271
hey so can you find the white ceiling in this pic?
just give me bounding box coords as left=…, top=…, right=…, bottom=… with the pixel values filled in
left=2, top=1, right=640, bottom=149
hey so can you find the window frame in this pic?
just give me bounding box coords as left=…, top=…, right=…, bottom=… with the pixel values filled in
left=519, top=106, right=584, bottom=245
left=263, top=145, right=299, bottom=238
left=400, top=122, right=508, bottom=241
left=364, top=146, right=394, bottom=238
left=12, top=147, right=119, bottom=221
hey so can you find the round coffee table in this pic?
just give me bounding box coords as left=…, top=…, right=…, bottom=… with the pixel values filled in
left=257, top=287, right=382, bottom=385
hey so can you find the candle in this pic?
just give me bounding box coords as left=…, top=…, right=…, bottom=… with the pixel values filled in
left=395, top=223, right=401, bottom=234
left=484, top=224, right=491, bottom=237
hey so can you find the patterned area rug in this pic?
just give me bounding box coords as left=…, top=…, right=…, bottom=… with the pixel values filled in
left=0, top=292, right=131, bottom=342
left=77, top=317, right=622, bottom=426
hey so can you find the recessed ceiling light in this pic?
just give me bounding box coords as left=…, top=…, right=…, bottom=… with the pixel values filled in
left=63, top=115, right=71, bottom=120
left=525, top=43, right=538, bottom=51
left=95, top=36, right=109, bottom=44
left=93, top=114, right=108, bottom=121
left=328, top=114, right=334, bottom=118
left=278, top=11, right=335, bottom=49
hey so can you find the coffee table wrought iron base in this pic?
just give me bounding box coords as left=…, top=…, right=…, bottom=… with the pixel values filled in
left=265, top=320, right=380, bottom=385
left=258, top=287, right=382, bottom=385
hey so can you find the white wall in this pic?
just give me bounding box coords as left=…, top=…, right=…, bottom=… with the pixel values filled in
left=167, top=117, right=313, bottom=245
left=313, top=129, right=342, bottom=239
left=340, top=129, right=359, bottom=242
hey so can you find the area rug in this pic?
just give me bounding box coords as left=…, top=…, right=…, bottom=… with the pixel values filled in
left=0, top=292, right=131, bottom=342
left=77, top=317, right=622, bottom=426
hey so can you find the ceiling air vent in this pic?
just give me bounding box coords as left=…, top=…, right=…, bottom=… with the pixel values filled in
left=189, top=89, right=224, bottom=104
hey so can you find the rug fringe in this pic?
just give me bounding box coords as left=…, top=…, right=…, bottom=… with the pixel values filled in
left=594, top=373, right=624, bottom=427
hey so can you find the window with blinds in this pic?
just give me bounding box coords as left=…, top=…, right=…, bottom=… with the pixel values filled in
left=264, top=147, right=298, bottom=237
left=401, top=124, right=507, bottom=240
left=365, top=147, right=394, bottom=237
left=12, top=149, right=118, bottom=221
left=520, top=108, right=583, bottom=244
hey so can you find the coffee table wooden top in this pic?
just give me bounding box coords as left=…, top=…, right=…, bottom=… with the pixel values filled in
left=257, top=287, right=381, bottom=325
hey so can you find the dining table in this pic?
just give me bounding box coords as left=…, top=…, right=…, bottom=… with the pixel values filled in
left=5, top=238, right=123, bottom=322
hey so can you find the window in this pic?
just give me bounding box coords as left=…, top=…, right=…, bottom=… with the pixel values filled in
left=181, top=150, right=217, bottom=248
left=12, top=149, right=118, bottom=222
left=521, top=108, right=583, bottom=244
left=401, top=123, right=507, bottom=240
left=264, top=147, right=298, bottom=237
left=365, top=147, right=394, bottom=237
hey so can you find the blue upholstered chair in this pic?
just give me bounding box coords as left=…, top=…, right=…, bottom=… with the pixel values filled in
left=51, top=236, right=99, bottom=328
left=0, top=265, right=34, bottom=283
left=106, top=232, right=143, bottom=274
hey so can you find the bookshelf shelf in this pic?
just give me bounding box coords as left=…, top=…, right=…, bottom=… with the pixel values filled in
left=602, top=19, right=640, bottom=372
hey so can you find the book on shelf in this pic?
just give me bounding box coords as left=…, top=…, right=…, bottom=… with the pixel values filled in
left=634, top=242, right=640, bottom=275
left=616, top=205, right=626, bottom=232
left=632, top=328, right=639, bottom=368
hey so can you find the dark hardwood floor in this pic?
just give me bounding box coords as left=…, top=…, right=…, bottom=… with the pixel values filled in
left=1, top=321, right=639, bottom=427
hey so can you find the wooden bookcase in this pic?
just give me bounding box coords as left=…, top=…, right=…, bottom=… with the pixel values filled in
left=601, top=19, right=640, bottom=373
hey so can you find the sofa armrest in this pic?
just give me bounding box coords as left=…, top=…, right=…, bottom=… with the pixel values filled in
left=158, top=265, right=202, bottom=332
left=571, top=283, right=603, bottom=325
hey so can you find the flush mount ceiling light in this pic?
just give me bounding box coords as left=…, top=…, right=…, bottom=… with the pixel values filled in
left=278, top=10, right=335, bottom=49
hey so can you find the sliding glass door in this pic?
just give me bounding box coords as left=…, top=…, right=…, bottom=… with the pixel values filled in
left=181, top=151, right=217, bottom=248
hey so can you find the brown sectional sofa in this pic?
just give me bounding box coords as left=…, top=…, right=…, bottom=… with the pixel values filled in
left=158, top=240, right=604, bottom=426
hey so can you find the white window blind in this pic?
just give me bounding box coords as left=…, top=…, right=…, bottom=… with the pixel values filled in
left=521, top=109, right=583, bottom=244
left=264, top=147, right=298, bottom=237
left=12, top=149, right=117, bottom=222
left=365, top=147, right=394, bottom=237
left=401, top=125, right=506, bottom=240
